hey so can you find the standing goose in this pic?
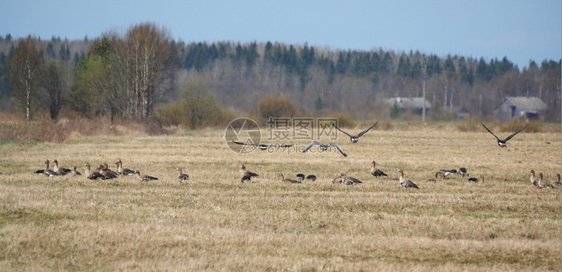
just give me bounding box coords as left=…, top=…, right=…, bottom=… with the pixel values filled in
left=176, top=167, right=190, bottom=183
left=481, top=122, right=528, bottom=148
left=135, top=170, right=158, bottom=182
left=370, top=161, right=387, bottom=177
left=335, top=121, right=378, bottom=143
left=537, top=172, right=554, bottom=189
left=529, top=170, right=539, bottom=187
left=239, top=164, right=259, bottom=183
left=278, top=173, right=301, bottom=184
left=306, top=175, right=317, bottom=181
left=115, top=159, right=135, bottom=176
left=397, top=169, right=420, bottom=189
left=459, top=167, right=468, bottom=177
left=53, top=159, right=71, bottom=175
left=302, top=141, right=347, bottom=157
left=43, top=160, right=58, bottom=178
left=556, top=174, right=561, bottom=186
left=296, top=173, right=305, bottom=181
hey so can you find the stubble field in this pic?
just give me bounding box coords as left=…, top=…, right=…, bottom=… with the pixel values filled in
left=0, top=123, right=560, bottom=271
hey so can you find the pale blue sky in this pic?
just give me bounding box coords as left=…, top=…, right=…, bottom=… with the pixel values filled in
left=2, top=0, right=560, bottom=69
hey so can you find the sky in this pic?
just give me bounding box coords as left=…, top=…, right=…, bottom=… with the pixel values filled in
left=2, top=0, right=560, bottom=69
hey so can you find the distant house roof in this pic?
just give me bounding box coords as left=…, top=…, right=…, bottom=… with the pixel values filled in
left=384, top=97, right=431, bottom=109
left=494, top=97, right=547, bottom=112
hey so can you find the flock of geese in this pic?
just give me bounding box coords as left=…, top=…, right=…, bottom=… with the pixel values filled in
left=234, top=121, right=558, bottom=190
left=4, top=121, right=556, bottom=190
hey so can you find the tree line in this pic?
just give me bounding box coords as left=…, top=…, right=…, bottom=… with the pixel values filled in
left=0, top=22, right=560, bottom=125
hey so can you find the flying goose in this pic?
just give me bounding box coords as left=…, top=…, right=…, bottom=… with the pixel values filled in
left=397, top=169, right=419, bottom=189
left=529, top=170, right=539, bottom=187
left=370, top=161, right=387, bottom=177
left=84, top=163, right=105, bottom=180
left=176, top=167, right=190, bottom=183
left=278, top=173, right=301, bottom=184
left=71, top=166, right=81, bottom=176
left=115, top=159, right=135, bottom=176
left=302, top=141, right=347, bottom=157
left=296, top=173, right=305, bottom=181
left=43, top=160, right=58, bottom=178
left=232, top=140, right=293, bottom=151
left=481, top=122, right=528, bottom=148
left=306, top=175, right=317, bottom=181
left=239, top=164, right=259, bottom=183
left=53, top=160, right=71, bottom=175
left=335, top=121, right=378, bottom=143
left=341, top=173, right=362, bottom=185
left=537, top=172, right=554, bottom=189
left=134, top=170, right=158, bottom=182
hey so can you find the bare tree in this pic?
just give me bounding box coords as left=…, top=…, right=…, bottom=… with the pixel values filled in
left=38, top=60, right=72, bottom=120
left=8, top=37, right=43, bottom=121
left=120, top=23, right=177, bottom=119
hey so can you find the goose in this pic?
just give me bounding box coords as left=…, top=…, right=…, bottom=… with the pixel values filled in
left=176, top=167, right=190, bottom=182
left=43, top=160, right=58, bottom=178
left=239, top=164, right=259, bottom=183
left=556, top=174, right=561, bottom=186
left=529, top=170, right=539, bottom=187
left=370, top=161, right=387, bottom=177
left=84, top=163, right=105, bottom=180
left=397, top=169, right=419, bottom=189
left=468, top=175, right=484, bottom=183
left=34, top=160, right=48, bottom=174
left=332, top=173, right=344, bottom=184
left=341, top=173, right=362, bottom=185
left=115, top=159, right=135, bottom=176
left=439, top=169, right=458, bottom=178
left=335, top=121, right=378, bottom=143
left=537, top=172, right=554, bottom=189
left=232, top=140, right=293, bottom=151
left=306, top=175, right=317, bottom=181
left=302, top=141, right=347, bottom=157
left=278, top=173, right=301, bottom=184
left=71, top=166, right=81, bottom=176
left=100, top=164, right=118, bottom=180
left=296, top=173, right=305, bottom=181
left=135, top=170, right=158, bottom=182
left=435, top=171, right=445, bottom=179
left=53, top=159, right=71, bottom=175
left=459, top=167, right=468, bottom=177
left=481, top=122, right=527, bottom=148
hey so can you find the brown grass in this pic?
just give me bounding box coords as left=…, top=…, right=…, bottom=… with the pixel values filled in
left=0, top=124, right=560, bottom=271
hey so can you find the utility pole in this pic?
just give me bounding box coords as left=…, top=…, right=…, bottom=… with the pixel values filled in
left=422, top=55, right=427, bottom=123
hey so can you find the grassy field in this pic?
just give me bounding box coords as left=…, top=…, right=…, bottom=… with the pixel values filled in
left=0, top=123, right=560, bottom=271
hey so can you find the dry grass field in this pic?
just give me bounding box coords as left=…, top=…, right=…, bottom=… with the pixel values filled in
left=0, top=122, right=560, bottom=271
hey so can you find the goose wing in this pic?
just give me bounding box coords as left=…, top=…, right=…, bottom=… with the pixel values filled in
left=357, top=121, right=378, bottom=137
left=481, top=122, right=500, bottom=141
left=302, top=141, right=321, bottom=153
left=504, top=124, right=528, bottom=142
left=334, top=126, right=353, bottom=137
left=328, top=143, right=348, bottom=157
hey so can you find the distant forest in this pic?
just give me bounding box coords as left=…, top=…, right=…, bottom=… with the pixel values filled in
left=0, top=22, right=560, bottom=126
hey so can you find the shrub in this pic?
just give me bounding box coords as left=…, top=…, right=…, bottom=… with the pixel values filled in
left=255, top=95, right=297, bottom=124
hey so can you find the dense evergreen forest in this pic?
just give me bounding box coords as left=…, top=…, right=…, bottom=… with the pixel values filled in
left=0, top=22, right=560, bottom=127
